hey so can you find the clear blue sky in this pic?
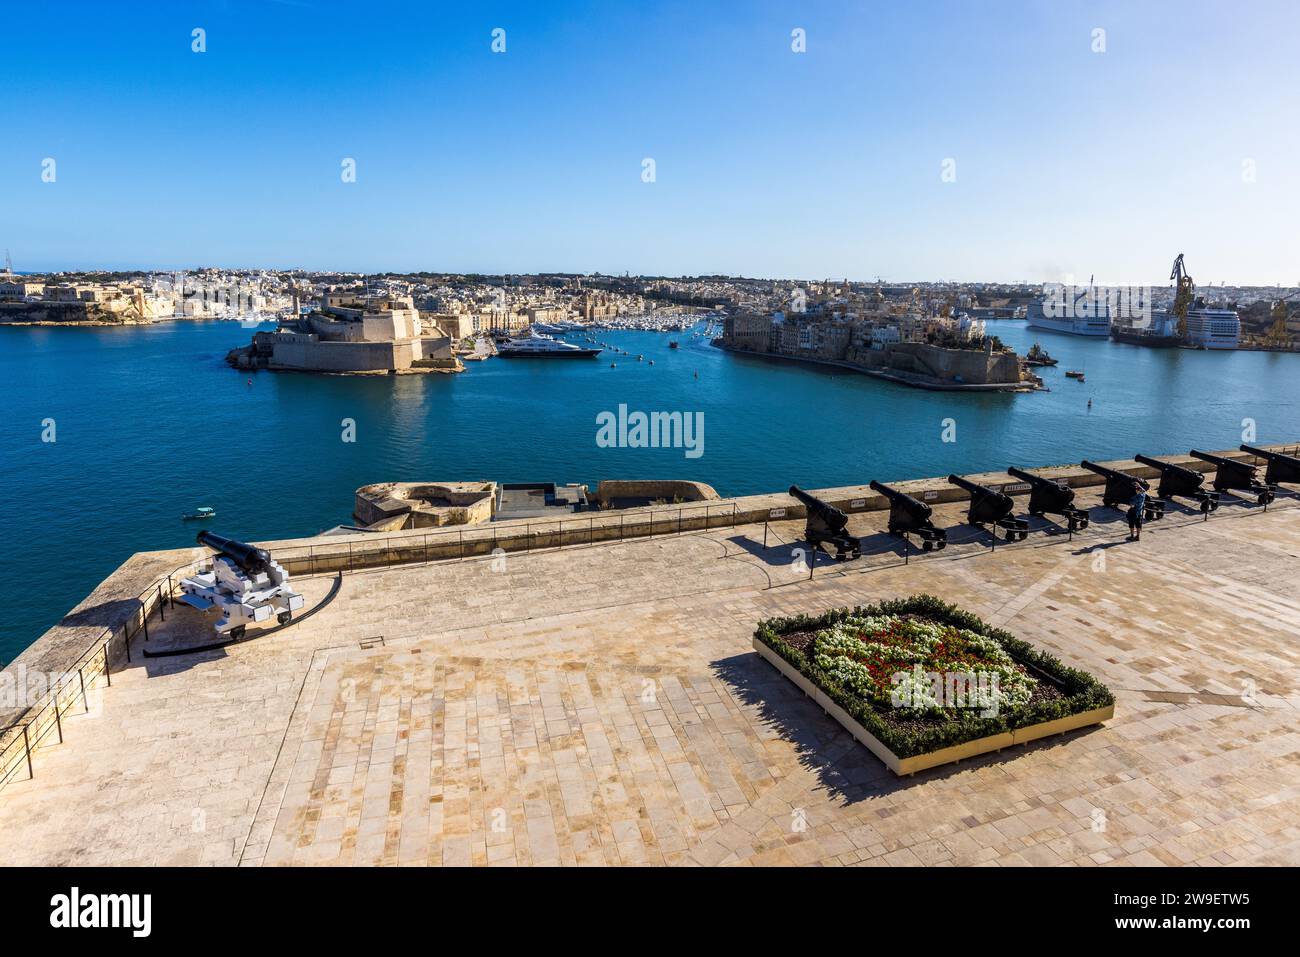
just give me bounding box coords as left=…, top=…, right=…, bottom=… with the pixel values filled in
left=3, top=0, right=1297, bottom=284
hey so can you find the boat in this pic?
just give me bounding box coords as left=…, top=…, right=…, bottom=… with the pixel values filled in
left=1026, top=283, right=1112, bottom=336
left=668, top=341, right=679, bottom=349
left=1110, top=308, right=1184, bottom=348
left=1023, top=343, right=1058, bottom=367
left=496, top=330, right=602, bottom=358
left=183, top=506, right=216, bottom=521
left=1183, top=306, right=1240, bottom=350
left=1064, top=370, right=1085, bottom=381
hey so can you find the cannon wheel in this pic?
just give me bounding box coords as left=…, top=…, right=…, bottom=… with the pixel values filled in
left=230, top=625, right=246, bottom=640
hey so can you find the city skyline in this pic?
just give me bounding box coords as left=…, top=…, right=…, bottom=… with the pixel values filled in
left=4, top=0, right=1299, bottom=284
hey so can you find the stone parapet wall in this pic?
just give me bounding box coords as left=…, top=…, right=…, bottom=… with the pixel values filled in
left=591, top=480, right=719, bottom=506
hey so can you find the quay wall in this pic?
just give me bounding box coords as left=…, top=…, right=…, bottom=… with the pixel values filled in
left=854, top=342, right=1022, bottom=385
left=717, top=342, right=1029, bottom=391
left=271, top=338, right=416, bottom=372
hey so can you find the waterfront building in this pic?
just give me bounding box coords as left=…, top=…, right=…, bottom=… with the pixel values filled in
left=423, top=311, right=478, bottom=340
left=722, top=312, right=772, bottom=353
left=230, top=295, right=458, bottom=373
left=0, top=279, right=44, bottom=300
left=870, top=325, right=902, bottom=349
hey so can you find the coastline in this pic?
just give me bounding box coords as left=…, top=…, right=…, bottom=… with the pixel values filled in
left=714, top=342, right=1037, bottom=392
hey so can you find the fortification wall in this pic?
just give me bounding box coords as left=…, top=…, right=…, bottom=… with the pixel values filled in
left=271, top=339, right=413, bottom=372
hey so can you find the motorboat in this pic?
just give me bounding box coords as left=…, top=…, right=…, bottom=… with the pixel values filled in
left=496, top=330, right=601, bottom=358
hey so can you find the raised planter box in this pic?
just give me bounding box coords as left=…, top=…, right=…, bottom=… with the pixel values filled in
left=753, top=595, right=1114, bottom=776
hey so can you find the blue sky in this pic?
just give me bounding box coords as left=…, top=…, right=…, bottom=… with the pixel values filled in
left=3, top=0, right=1297, bottom=283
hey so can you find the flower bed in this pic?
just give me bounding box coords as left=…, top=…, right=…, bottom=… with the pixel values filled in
left=753, top=594, right=1114, bottom=775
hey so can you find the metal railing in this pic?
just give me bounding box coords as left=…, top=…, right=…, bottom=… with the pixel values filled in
left=0, top=562, right=198, bottom=791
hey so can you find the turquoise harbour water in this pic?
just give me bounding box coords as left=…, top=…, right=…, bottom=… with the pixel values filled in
left=3, top=318, right=1298, bottom=662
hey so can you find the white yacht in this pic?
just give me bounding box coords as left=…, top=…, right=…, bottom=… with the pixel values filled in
left=496, top=330, right=602, bottom=358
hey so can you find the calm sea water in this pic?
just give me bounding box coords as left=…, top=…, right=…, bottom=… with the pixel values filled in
left=3, top=318, right=1298, bottom=661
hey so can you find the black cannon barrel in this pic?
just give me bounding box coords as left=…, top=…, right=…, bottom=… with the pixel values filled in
left=1082, top=459, right=1150, bottom=512
left=1241, top=444, right=1300, bottom=484
left=196, top=530, right=272, bottom=574
left=948, top=474, right=1020, bottom=533
left=1189, top=449, right=1236, bottom=467
left=1190, top=449, right=1273, bottom=503
left=1007, top=466, right=1086, bottom=528
left=1239, top=444, right=1295, bottom=461
left=1135, top=453, right=1215, bottom=513
left=789, top=485, right=859, bottom=560
left=789, top=485, right=848, bottom=528
left=1007, top=466, right=1048, bottom=486
left=1081, top=459, right=1121, bottom=478
left=870, top=480, right=945, bottom=549
left=1135, top=454, right=1203, bottom=483
left=947, top=474, right=1013, bottom=508
left=947, top=473, right=986, bottom=495
left=869, top=479, right=931, bottom=514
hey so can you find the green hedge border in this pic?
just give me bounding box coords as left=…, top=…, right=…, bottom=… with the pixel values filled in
left=754, top=593, right=1114, bottom=758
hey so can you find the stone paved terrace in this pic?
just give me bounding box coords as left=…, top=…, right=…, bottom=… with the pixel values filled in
left=1, top=489, right=1298, bottom=866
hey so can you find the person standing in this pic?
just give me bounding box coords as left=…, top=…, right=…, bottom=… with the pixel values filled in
left=1126, top=479, right=1148, bottom=542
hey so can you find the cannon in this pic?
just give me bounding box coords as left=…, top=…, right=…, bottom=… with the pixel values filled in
left=197, top=530, right=273, bottom=574
left=1134, top=454, right=1219, bottom=513
left=1240, top=444, right=1300, bottom=487
left=869, top=480, right=947, bottom=551
left=1189, top=450, right=1275, bottom=505
left=180, top=530, right=305, bottom=638
left=1081, top=460, right=1165, bottom=521
left=788, top=485, right=861, bottom=560
left=1007, top=467, right=1090, bottom=530
left=947, top=474, right=1028, bottom=540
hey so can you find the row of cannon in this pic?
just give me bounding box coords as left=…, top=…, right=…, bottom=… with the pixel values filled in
left=789, top=444, right=1299, bottom=560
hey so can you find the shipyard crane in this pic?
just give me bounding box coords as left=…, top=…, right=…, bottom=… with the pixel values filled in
left=1170, top=253, right=1195, bottom=339
left=1267, top=289, right=1300, bottom=346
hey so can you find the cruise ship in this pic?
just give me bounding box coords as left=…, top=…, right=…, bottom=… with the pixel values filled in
left=496, top=330, right=602, bottom=358
left=1184, top=306, right=1240, bottom=350
left=1112, top=304, right=1240, bottom=350
left=1025, top=286, right=1111, bottom=336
